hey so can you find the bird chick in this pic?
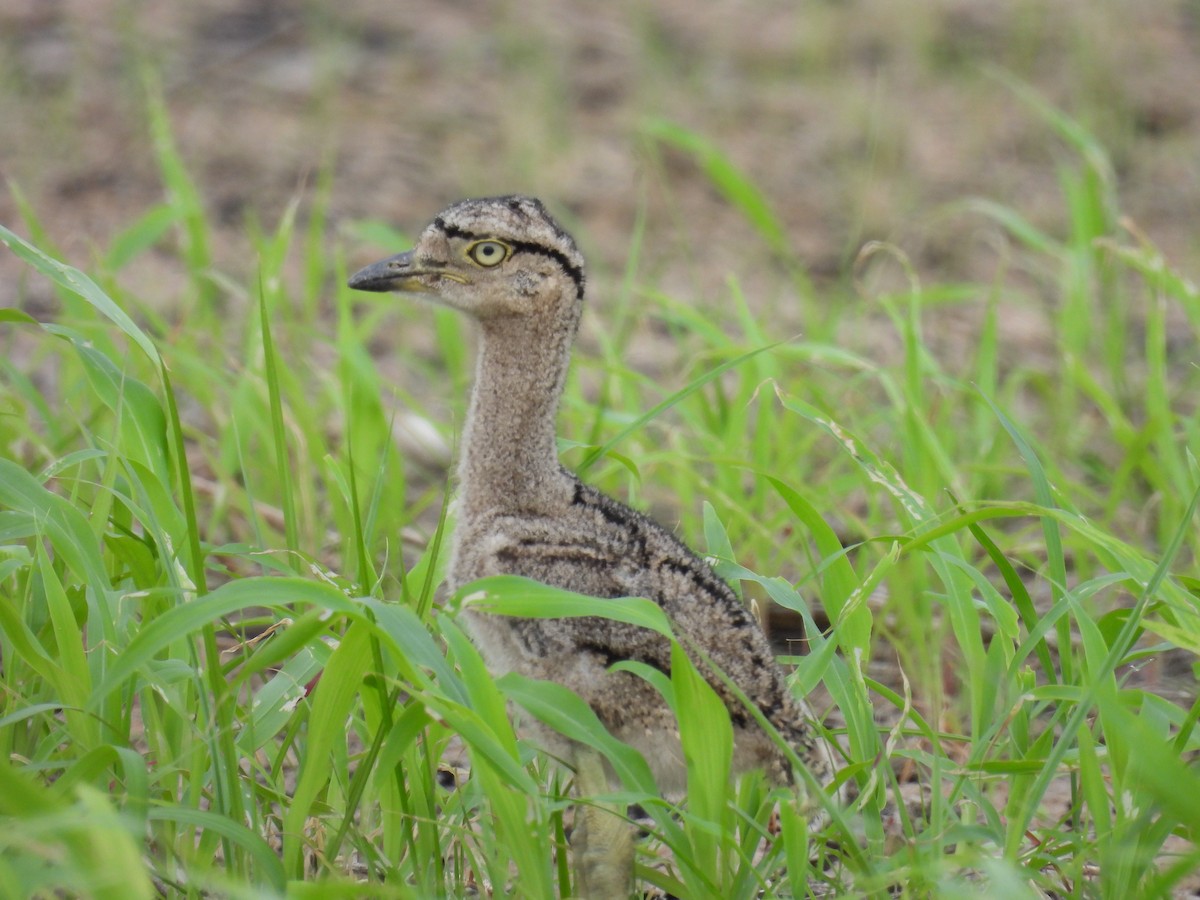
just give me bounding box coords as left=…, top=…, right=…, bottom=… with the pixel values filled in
left=349, top=196, right=838, bottom=897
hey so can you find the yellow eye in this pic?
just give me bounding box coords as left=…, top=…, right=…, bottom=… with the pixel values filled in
left=467, top=240, right=510, bottom=267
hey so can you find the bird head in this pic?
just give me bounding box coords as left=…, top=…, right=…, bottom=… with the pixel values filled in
left=347, top=195, right=586, bottom=319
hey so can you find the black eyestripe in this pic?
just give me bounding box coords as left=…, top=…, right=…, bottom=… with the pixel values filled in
left=432, top=218, right=585, bottom=300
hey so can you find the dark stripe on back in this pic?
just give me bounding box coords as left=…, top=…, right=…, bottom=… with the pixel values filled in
left=580, top=639, right=672, bottom=677
left=662, top=558, right=693, bottom=577
left=594, top=501, right=631, bottom=529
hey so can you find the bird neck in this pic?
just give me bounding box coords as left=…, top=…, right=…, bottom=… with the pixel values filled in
left=457, top=308, right=577, bottom=517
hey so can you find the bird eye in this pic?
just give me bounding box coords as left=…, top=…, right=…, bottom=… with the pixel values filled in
left=467, top=240, right=510, bottom=267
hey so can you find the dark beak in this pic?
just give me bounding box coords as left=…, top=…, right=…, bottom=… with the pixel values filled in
left=347, top=250, right=417, bottom=292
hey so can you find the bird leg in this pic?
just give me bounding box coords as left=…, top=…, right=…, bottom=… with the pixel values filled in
left=571, top=748, right=633, bottom=899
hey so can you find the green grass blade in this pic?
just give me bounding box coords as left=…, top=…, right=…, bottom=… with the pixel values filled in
left=576, top=343, right=779, bottom=475
left=642, top=119, right=789, bottom=258
left=257, top=278, right=300, bottom=556
left=0, top=223, right=161, bottom=365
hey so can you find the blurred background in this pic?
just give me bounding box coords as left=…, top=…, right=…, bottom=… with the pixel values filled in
left=2, top=0, right=1197, bottom=317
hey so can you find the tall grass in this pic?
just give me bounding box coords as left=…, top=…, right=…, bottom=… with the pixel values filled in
left=1, top=83, right=1198, bottom=898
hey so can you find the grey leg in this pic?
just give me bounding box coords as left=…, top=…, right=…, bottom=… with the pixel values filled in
left=571, top=749, right=633, bottom=899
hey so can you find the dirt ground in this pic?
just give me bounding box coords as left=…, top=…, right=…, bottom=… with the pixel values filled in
left=2, top=0, right=1198, bottom=309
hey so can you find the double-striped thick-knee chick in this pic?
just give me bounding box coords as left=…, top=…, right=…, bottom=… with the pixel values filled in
left=348, top=196, right=838, bottom=896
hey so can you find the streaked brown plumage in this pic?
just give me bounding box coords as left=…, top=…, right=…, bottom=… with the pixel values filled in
left=348, top=195, right=837, bottom=897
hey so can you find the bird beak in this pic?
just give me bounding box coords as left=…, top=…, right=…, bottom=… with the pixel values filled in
left=347, top=250, right=432, bottom=293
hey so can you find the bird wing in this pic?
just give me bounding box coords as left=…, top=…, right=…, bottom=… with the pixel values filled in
left=476, top=520, right=785, bottom=729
